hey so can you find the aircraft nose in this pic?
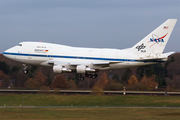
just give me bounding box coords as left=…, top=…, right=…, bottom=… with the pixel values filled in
left=3, top=49, right=10, bottom=57
left=3, top=47, right=11, bottom=53
left=3, top=47, right=17, bottom=60
left=3, top=47, right=15, bottom=57
left=3, top=49, right=9, bottom=53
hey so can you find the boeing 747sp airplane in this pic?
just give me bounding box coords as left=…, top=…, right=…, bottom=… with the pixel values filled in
left=3, top=19, right=177, bottom=80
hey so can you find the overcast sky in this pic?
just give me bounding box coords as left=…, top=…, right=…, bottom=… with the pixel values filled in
left=0, top=0, right=180, bottom=53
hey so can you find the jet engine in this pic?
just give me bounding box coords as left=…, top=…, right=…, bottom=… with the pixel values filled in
left=76, top=65, right=95, bottom=74
left=53, top=65, right=72, bottom=73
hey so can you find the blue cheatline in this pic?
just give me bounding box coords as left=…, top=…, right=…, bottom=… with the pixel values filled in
left=3, top=52, right=165, bottom=63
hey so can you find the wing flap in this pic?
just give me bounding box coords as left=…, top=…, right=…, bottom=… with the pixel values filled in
left=92, top=61, right=121, bottom=65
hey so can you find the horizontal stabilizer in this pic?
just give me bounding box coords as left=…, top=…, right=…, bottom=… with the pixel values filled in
left=164, top=51, right=175, bottom=56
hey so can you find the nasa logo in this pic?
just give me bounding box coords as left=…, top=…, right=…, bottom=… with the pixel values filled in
left=136, top=43, right=146, bottom=51
left=148, top=33, right=168, bottom=48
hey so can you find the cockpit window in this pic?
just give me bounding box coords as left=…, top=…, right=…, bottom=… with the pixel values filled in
left=17, top=44, right=22, bottom=46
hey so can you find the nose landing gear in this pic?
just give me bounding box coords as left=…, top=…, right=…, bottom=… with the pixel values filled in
left=22, top=64, right=28, bottom=74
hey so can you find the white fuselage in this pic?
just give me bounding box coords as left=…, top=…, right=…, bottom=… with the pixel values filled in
left=3, top=42, right=160, bottom=71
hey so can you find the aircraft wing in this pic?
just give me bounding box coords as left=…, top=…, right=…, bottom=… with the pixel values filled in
left=48, top=60, right=121, bottom=66
left=47, top=60, right=121, bottom=73
left=48, top=60, right=69, bottom=65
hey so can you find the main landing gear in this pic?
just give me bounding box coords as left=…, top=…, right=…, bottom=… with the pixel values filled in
left=78, top=74, right=85, bottom=81
left=22, top=64, right=28, bottom=74
left=78, top=73, right=98, bottom=81
left=85, top=73, right=98, bottom=79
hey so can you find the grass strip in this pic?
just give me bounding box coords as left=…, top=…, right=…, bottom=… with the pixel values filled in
left=0, top=94, right=180, bottom=107
left=0, top=108, right=180, bottom=120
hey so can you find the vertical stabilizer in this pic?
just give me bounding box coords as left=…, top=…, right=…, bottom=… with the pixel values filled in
left=130, top=19, right=177, bottom=54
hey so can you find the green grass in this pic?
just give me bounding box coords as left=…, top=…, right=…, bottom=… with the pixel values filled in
left=0, top=94, right=180, bottom=107
left=0, top=108, right=180, bottom=120
left=1, top=94, right=180, bottom=120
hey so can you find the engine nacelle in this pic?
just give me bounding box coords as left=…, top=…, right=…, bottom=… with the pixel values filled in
left=53, top=65, right=72, bottom=73
left=76, top=65, right=86, bottom=74
left=53, top=65, right=63, bottom=73
left=76, top=65, right=96, bottom=74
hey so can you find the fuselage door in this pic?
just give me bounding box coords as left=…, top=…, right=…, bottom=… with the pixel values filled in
left=49, top=54, right=53, bottom=60
left=28, top=54, right=32, bottom=59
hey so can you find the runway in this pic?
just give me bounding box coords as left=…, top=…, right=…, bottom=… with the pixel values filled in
left=0, top=89, right=180, bottom=95
left=1, top=106, right=180, bottom=109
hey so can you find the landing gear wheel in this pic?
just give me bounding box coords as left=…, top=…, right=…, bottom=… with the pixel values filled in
left=88, top=74, right=92, bottom=78
left=92, top=74, right=98, bottom=79
left=85, top=74, right=89, bottom=78
left=80, top=77, right=85, bottom=81
left=23, top=70, right=28, bottom=74
left=92, top=75, right=96, bottom=79
left=22, top=64, right=28, bottom=74
left=78, top=74, right=85, bottom=81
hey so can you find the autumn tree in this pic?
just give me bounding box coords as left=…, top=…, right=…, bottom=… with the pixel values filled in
left=1, top=75, right=10, bottom=88
left=154, top=63, right=166, bottom=87
left=51, top=74, right=68, bottom=89
left=105, top=80, right=123, bottom=90
left=34, top=71, right=47, bottom=87
left=121, top=68, right=133, bottom=83
left=0, top=81, right=2, bottom=87
left=11, top=66, right=20, bottom=73
left=24, top=78, right=37, bottom=88
left=140, top=75, right=158, bottom=90
left=0, top=61, right=10, bottom=74
left=67, top=79, right=77, bottom=89
left=92, top=72, right=109, bottom=95
left=128, top=75, right=138, bottom=85
left=15, top=71, right=29, bottom=87
left=136, top=65, right=154, bottom=80
left=24, top=71, right=47, bottom=88
left=167, top=61, right=180, bottom=79
left=112, top=73, right=120, bottom=82
left=167, top=75, right=180, bottom=91
left=0, top=71, right=6, bottom=79
left=94, top=72, right=108, bottom=89
left=0, top=71, right=10, bottom=88
left=0, top=71, right=5, bottom=87
left=166, top=53, right=180, bottom=78
left=136, top=63, right=166, bottom=87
